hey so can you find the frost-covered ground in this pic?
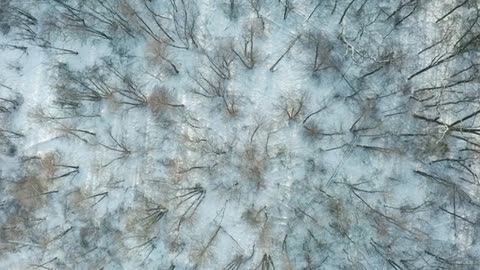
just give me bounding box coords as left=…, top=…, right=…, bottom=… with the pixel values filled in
left=1, top=0, right=480, bottom=269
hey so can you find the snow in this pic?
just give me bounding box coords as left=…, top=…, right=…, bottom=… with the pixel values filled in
left=1, top=0, right=480, bottom=269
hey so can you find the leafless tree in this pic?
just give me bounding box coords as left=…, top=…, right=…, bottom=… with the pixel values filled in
left=277, top=89, right=307, bottom=121
left=145, top=39, right=180, bottom=74
left=255, top=253, right=276, bottom=270
left=147, top=86, right=184, bottom=116
left=172, top=0, right=199, bottom=49
left=223, top=0, right=240, bottom=20
left=30, top=107, right=97, bottom=143
left=53, top=62, right=115, bottom=112
left=174, top=184, right=206, bottom=229
left=0, top=92, right=21, bottom=114
left=99, top=129, right=131, bottom=167
left=204, top=44, right=236, bottom=80
left=300, top=31, right=334, bottom=73
left=269, top=34, right=300, bottom=72
left=49, top=0, right=114, bottom=40
left=232, top=19, right=264, bottom=69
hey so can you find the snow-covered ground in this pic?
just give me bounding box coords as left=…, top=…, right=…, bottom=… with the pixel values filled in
left=1, top=0, right=480, bottom=269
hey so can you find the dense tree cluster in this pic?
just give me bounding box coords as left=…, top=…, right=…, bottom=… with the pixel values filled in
left=1, top=0, right=480, bottom=269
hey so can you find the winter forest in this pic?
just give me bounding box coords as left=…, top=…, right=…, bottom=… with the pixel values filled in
left=1, top=0, right=480, bottom=269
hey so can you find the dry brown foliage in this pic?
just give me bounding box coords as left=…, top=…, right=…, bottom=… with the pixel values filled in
left=13, top=152, right=59, bottom=209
